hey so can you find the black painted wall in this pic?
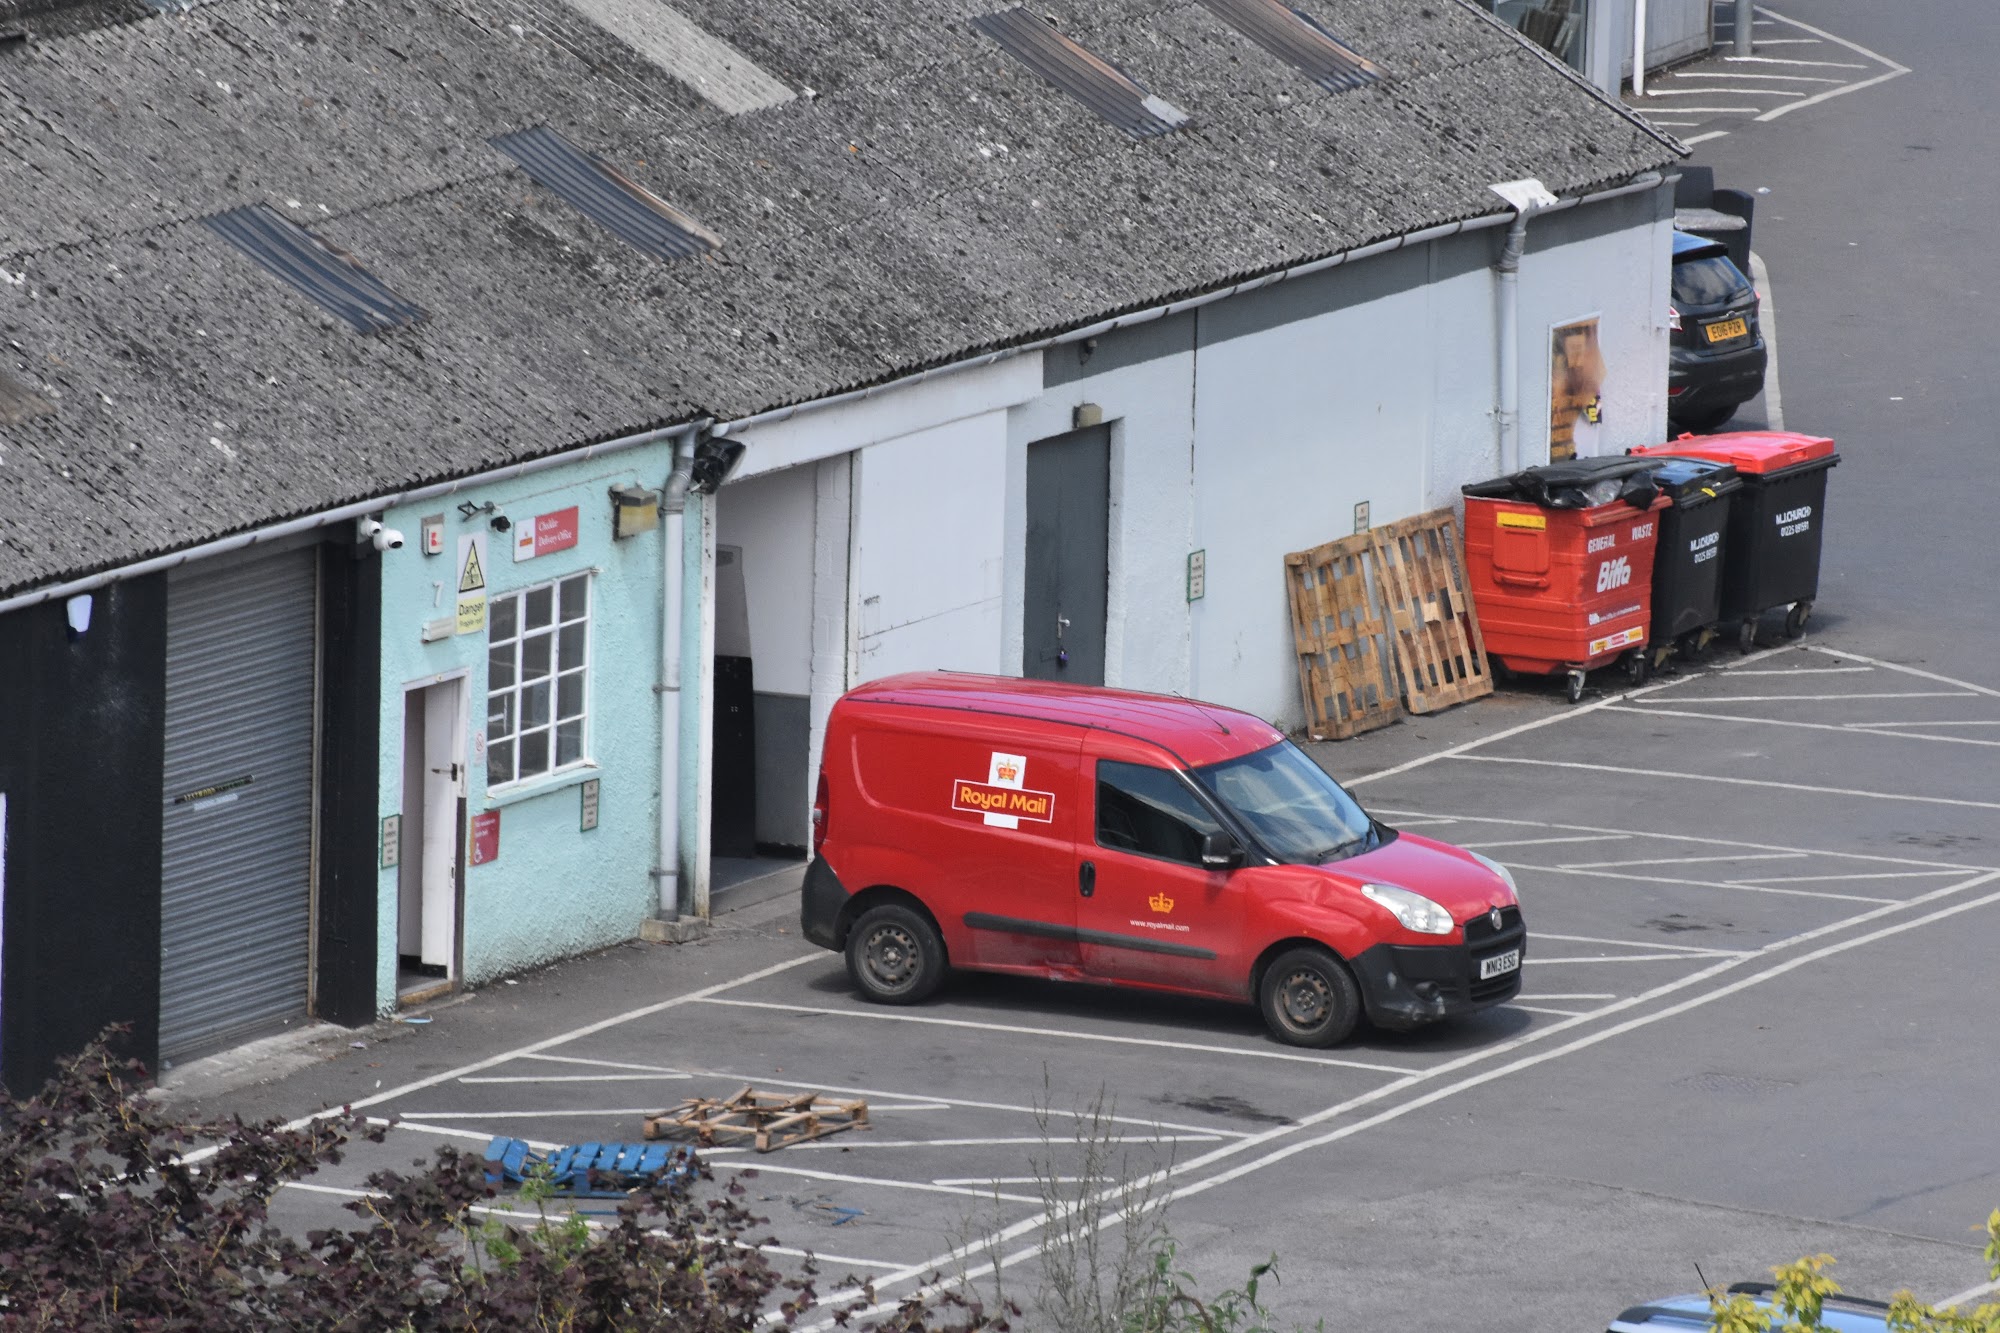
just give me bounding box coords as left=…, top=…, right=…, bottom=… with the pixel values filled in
left=314, top=545, right=380, bottom=1027
left=0, top=577, right=168, bottom=1092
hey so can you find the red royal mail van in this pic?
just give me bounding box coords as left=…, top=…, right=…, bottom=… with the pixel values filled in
left=800, top=673, right=1525, bottom=1047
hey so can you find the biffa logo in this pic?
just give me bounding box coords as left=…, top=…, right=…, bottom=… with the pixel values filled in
left=1596, top=556, right=1632, bottom=593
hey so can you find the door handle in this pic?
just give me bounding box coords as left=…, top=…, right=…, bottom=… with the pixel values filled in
left=1056, top=614, right=1070, bottom=641
left=1078, top=861, right=1095, bottom=898
left=430, top=763, right=462, bottom=781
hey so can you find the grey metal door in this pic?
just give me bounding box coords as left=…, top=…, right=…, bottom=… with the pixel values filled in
left=160, top=547, right=319, bottom=1064
left=1024, top=425, right=1109, bottom=685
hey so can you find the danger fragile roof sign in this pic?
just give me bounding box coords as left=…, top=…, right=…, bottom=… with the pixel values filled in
left=951, top=779, right=1055, bottom=823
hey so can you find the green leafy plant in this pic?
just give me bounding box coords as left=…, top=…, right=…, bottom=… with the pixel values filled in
left=1707, top=1213, right=2000, bottom=1333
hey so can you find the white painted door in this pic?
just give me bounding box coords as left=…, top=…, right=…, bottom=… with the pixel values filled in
left=418, top=680, right=465, bottom=972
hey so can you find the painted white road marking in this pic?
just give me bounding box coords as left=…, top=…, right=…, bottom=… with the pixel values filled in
left=1668, top=71, right=1845, bottom=82
left=1452, top=834, right=1633, bottom=850
left=1510, top=1004, right=1587, bottom=1016
left=706, top=1157, right=1040, bottom=1204
left=458, top=1073, right=695, bottom=1083
left=1624, top=691, right=1974, bottom=703
left=1509, top=862, right=1896, bottom=905
left=1524, top=993, right=1616, bottom=1000
left=1803, top=644, right=2000, bottom=699
left=522, top=1053, right=692, bottom=1073
left=1526, top=954, right=1733, bottom=965
left=1732, top=870, right=1967, bottom=884
left=1455, top=754, right=2000, bottom=812
left=1604, top=705, right=2000, bottom=748
left=1535, top=933, right=1754, bottom=955
left=1752, top=7, right=1909, bottom=120
left=696, top=998, right=1421, bottom=1074
left=1726, top=666, right=1874, bottom=675
left=1561, top=853, right=1803, bottom=869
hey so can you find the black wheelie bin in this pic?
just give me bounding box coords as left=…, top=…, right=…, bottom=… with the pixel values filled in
left=1639, top=457, right=1740, bottom=663
left=1630, top=432, right=1837, bottom=652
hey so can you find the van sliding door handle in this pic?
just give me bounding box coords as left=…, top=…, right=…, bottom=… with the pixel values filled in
left=1078, top=861, right=1095, bottom=898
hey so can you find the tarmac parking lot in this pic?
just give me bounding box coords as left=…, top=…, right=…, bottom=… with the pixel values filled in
left=212, top=638, right=2000, bottom=1327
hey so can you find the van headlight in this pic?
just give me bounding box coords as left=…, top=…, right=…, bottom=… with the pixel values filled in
left=1360, top=883, right=1454, bottom=936
left=1469, top=852, right=1520, bottom=903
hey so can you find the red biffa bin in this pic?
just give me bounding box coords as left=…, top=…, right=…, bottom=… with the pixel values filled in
left=1465, top=490, right=1671, bottom=703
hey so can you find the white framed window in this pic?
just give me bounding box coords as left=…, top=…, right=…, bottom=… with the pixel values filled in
left=486, top=572, right=591, bottom=789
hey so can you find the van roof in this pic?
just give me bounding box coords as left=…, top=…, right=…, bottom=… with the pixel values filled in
left=843, top=672, right=1285, bottom=768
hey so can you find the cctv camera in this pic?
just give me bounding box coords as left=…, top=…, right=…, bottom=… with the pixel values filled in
left=356, top=516, right=405, bottom=551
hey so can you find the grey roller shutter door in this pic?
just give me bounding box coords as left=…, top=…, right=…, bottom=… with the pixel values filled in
left=160, top=548, right=319, bottom=1064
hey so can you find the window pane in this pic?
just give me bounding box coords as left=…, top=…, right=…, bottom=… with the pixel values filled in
left=1096, top=761, right=1221, bottom=865
left=521, top=630, right=552, bottom=680
left=560, top=575, right=589, bottom=622
left=520, top=728, right=550, bottom=778
left=556, top=719, right=584, bottom=767
left=558, top=621, right=586, bottom=668
left=488, top=645, right=515, bottom=692
left=523, top=680, right=551, bottom=729
left=488, top=693, right=516, bottom=740
left=487, top=739, right=515, bottom=788
left=557, top=670, right=585, bottom=721
left=524, top=585, right=554, bottom=630
left=489, top=594, right=517, bottom=642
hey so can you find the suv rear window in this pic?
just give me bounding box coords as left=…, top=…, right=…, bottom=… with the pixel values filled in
left=1672, top=254, right=1750, bottom=306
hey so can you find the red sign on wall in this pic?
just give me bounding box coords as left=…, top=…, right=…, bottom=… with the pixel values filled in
left=471, top=810, right=501, bottom=865
left=513, top=506, right=581, bottom=563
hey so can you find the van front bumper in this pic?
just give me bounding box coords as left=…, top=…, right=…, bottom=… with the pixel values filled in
left=800, top=856, right=848, bottom=951
left=1348, top=908, right=1526, bottom=1030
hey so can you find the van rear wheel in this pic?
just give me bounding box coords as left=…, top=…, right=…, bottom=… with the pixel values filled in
left=1258, top=947, right=1361, bottom=1048
left=846, top=905, right=946, bottom=1004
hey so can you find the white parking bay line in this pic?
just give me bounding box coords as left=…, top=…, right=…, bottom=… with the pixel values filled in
left=1606, top=703, right=2000, bottom=748
left=1509, top=863, right=1896, bottom=905
left=1526, top=993, right=1616, bottom=1000
left=1722, top=54, right=1865, bottom=69
left=1625, top=691, right=1974, bottom=703
left=1455, top=754, right=2000, bottom=813
left=1804, top=644, right=2000, bottom=699
left=1726, top=665, right=1873, bottom=675
left=1535, top=933, right=1752, bottom=956
left=1452, top=835, right=1632, bottom=850
left=705, top=1158, right=1040, bottom=1204
left=1527, top=954, right=1734, bottom=965
left=397, top=1107, right=668, bottom=1119
left=1561, top=853, right=1803, bottom=869
left=1637, top=88, right=1802, bottom=98
left=459, top=1073, right=695, bottom=1083
left=521, top=1053, right=691, bottom=1073
left=1511, top=1004, right=1588, bottom=1016
left=1733, top=869, right=1966, bottom=884
left=696, top=998, right=1421, bottom=1074
left=1846, top=719, right=2000, bottom=728
left=1753, top=7, right=1910, bottom=121
left=1668, top=71, right=1845, bottom=83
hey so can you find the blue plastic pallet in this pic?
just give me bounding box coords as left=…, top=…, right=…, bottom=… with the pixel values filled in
left=482, top=1136, right=697, bottom=1198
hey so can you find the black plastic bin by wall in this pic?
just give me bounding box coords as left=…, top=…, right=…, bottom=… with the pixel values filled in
left=1646, top=458, right=1741, bottom=647
left=1718, top=456, right=1838, bottom=618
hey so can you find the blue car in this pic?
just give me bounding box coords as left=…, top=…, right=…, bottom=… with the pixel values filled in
left=1610, top=1281, right=1893, bottom=1332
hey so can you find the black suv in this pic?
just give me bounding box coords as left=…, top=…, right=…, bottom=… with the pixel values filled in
left=1669, top=231, right=1767, bottom=433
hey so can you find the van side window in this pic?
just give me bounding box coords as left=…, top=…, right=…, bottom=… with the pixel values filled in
left=1096, top=761, right=1222, bottom=865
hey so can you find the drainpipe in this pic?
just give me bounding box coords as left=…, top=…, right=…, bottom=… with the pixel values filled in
left=1489, top=178, right=1560, bottom=476
left=654, top=433, right=699, bottom=922
left=676, top=482, right=716, bottom=920
left=1633, top=0, right=1648, bottom=95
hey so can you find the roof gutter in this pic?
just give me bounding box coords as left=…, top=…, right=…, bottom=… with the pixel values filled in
left=712, top=171, right=1668, bottom=439
left=0, top=417, right=711, bottom=616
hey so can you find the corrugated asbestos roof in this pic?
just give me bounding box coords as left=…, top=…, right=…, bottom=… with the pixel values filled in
left=1197, top=0, right=1382, bottom=93
left=0, top=0, right=1680, bottom=597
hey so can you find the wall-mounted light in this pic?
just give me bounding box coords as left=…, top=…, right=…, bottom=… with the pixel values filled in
left=689, top=439, right=746, bottom=494
left=65, top=592, right=92, bottom=640
left=456, top=499, right=509, bottom=532
left=610, top=483, right=662, bottom=540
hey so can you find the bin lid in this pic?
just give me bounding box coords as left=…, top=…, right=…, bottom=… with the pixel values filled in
left=1644, top=456, right=1742, bottom=501
left=1462, top=456, right=1663, bottom=510
left=1630, top=431, right=1838, bottom=474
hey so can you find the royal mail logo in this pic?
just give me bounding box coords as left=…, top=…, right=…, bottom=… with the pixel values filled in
left=951, top=780, right=1055, bottom=823
left=1148, top=892, right=1175, bottom=914
left=995, top=759, right=1019, bottom=783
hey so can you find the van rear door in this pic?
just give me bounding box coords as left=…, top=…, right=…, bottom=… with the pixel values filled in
left=1077, top=756, right=1244, bottom=997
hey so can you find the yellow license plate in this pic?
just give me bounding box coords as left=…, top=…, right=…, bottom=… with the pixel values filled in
left=1705, top=317, right=1748, bottom=343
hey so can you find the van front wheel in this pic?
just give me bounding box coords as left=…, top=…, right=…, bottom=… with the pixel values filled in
left=846, top=905, right=946, bottom=1004
left=1258, top=947, right=1360, bottom=1047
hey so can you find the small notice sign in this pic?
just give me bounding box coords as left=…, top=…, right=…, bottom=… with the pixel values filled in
left=456, top=533, right=489, bottom=635
left=580, top=778, right=600, bottom=832
left=513, top=506, right=581, bottom=562
left=471, top=810, right=501, bottom=865
left=380, top=814, right=402, bottom=869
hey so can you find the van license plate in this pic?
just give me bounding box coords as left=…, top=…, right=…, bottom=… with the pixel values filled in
left=1704, top=317, right=1748, bottom=343
left=1479, top=950, right=1520, bottom=980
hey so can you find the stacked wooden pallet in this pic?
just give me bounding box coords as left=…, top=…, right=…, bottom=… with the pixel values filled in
left=643, top=1085, right=870, bottom=1153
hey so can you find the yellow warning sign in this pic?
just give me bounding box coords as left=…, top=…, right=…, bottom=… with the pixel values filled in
left=455, top=533, right=489, bottom=636
left=458, top=538, right=487, bottom=593
left=1496, top=511, right=1547, bottom=531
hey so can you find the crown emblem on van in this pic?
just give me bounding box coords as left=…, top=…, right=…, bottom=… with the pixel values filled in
left=1149, top=892, right=1174, bottom=914
left=996, top=760, right=1019, bottom=782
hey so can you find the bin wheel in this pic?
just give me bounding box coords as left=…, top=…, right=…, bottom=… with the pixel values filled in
left=1623, top=650, right=1650, bottom=686
left=1676, top=631, right=1704, bottom=660
left=1785, top=600, right=1813, bottom=639
left=1565, top=669, right=1587, bottom=704
left=1737, top=618, right=1757, bottom=655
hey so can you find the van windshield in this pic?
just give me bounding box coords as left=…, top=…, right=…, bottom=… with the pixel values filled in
left=1192, top=740, right=1376, bottom=865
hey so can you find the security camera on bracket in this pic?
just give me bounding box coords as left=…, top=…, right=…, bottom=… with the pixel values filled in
left=356, top=516, right=405, bottom=552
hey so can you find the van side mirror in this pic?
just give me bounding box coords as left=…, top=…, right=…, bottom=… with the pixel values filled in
left=1200, top=830, right=1244, bottom=870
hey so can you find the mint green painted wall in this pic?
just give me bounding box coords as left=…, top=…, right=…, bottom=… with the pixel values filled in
left=375, top=448, right=671, bottom=1010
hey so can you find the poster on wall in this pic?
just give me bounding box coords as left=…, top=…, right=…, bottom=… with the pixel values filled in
left=1549, top=316, right=1605, bottom=461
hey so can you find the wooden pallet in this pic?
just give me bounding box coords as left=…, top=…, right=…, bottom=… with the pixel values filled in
left=1284, top=532, right=1403, bottom=740
left=1368, top=510, right=1493, bottom=715
left=642, top=1085, right=870, bottom=1153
